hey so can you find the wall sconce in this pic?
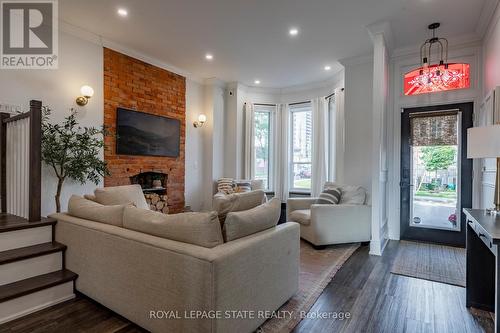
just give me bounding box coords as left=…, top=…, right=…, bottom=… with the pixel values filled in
left=76, top=85, right=94, bottom=106
left=193, top=114, right=207, bottom=128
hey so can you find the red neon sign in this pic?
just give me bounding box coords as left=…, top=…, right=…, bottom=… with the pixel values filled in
left=404, top=63, right=470, bottom=96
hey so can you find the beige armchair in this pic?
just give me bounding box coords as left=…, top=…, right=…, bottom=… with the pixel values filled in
left=287, top=184, right=371, bottom=248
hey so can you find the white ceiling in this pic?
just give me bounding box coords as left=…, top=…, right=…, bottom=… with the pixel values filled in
left=60, top=0, right=490, bottom=88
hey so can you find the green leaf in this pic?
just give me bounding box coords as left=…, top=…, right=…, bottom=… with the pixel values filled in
left=41, top=107, right=111, bottom=187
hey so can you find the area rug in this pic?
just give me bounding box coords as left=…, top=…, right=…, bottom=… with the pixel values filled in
left=391, top=240, right=466, bottom=287
left=258, top=240, right=359, bottom=333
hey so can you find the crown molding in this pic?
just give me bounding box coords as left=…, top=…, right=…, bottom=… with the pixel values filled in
left=483, top=0, right=500, bottom=43
left=203, top=78, right=227, bottom=89
left=59, top=20, right=205, bottom=84
left=59, top=20, right=102, bottom=45
left=339, top=53, right=374, bottom=67
left=477, top=0, right=500, bottom=38
left=366, top=20, right=394, bottom=52
left=240, top=68, right=344, bottom=96
left=391, top=33, right=482, bottom=60
left=280, top=69, right=344, bottom=94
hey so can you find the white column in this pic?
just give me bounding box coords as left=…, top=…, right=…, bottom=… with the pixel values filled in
left=367, top=22, right=392, bottom=256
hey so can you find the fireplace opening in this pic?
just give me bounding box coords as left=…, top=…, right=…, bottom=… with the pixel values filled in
left=130, top=171, right=169, bottom=213
left=130, top=171, right=167, bottom=195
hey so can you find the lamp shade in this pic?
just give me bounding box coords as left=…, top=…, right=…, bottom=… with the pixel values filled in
left=80, top=85, right=94, bottom=98
left=198, top=114, right=207, bottom=123
left=467, top=125, right=500, bottom=158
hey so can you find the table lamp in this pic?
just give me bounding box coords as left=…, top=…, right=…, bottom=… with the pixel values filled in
left=467, top=125, right=500, bottom=212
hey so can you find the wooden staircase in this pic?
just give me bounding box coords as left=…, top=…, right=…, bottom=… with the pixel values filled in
left=0, top=213, right=77, bottom=324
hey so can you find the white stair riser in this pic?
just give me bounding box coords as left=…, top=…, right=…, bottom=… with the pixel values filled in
left=0, top=282, right=74, bottom=324
left=0, top=226, right=52, bottom=251
left=0, top=253, right=62, bottom=286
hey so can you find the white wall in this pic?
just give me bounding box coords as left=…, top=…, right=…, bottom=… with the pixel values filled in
left=199, top=79, right=226, bottom=209
left=185, top=79, right=207, bottom=211
left=223, top=83, right=245, bottom=179
left=479, top=2, right=500, bottom=211
left=342, top=59, right=374, bottom=191
left=484, top=3, right=500, bottom=96
left=0, top=31, right=103, bottom=216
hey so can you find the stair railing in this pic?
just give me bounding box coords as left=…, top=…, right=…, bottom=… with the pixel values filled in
left=0, top=100, right=42, bottom=221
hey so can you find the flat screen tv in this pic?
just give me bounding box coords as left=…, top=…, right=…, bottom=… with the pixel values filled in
left=116, top=108, right=180, bottom=157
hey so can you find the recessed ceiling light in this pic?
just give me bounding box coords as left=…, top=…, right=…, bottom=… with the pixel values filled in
left=117, top=8, right=128, bottom=17
left=254, top=80, right=261, bottom=85
left=205, top=53, right=214, bottom=60
left=289, top=28, right=299, bottom=36
left=324, top=65, right=332, bottom=71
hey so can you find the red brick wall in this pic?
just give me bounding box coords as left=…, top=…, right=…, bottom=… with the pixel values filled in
left=103, top=48, right=186, bottom=213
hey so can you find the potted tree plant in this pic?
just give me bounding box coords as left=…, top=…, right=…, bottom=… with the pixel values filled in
left=41, top=107, right=110, bottom=212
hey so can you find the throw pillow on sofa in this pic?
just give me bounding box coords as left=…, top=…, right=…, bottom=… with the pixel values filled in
left=324, top=182, right=367, bottom=205
left=94, top=184, right=149, bottom=210
left=217, top=177, right=235, bottom=195
left=213, top=190, right=267, bottom=224
left=123, top=207, right=224, bottom=248
left=234, top=181, right=252, bottom=193
left=315, top=187, right=341, bottom=205
left=223, top=198, right=281, bottom=242
left=68, top=195, right=128, bottom=227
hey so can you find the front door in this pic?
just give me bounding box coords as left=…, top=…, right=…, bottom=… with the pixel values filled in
left=400, top=102, right=473, bottom=247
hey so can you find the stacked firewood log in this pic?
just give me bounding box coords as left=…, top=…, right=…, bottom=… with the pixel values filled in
left=144, top=193, right=169, bottom=214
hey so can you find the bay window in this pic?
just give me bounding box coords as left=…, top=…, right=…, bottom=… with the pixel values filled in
left=253, top=104, right=275, bottom=191
left=289, top=102, right=312, bottom=192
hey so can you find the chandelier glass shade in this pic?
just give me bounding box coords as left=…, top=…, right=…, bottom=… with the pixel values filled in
left=404, top=63, right=470, bottom=96
left=404, top=23, right=470, bottom=96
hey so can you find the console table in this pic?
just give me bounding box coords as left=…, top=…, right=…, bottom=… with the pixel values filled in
left=464, top=208, right=500, bottom=332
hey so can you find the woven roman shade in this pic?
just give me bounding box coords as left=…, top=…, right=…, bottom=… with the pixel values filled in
left=410, top=112, right=458, bottom=146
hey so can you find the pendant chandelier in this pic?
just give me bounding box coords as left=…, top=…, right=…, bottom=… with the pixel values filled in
left=404, top=23, right=470, bottom=96
left=420, top=23, right=448, bottom=77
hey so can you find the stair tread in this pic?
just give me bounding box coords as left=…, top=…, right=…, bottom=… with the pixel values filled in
left=0, top=242, right=66, bottom=265
left=0, top=269, right=77, bottom=303
left=0, top=213, right=56, bottom=233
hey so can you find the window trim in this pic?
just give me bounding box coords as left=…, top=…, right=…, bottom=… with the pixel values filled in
left=289, top=102, right=312, bottom=193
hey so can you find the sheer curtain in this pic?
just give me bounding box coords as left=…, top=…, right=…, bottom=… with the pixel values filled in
left=311, top=97, right=329, bottom=197
left=244, top=102, right=255, bottom=179
left=333, top=87, right=345, bottom=183
left=273, top=103, right=290, bottom=201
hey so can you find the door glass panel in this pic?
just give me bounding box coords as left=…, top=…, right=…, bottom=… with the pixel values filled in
left=410, top=113, right=460, bottom=231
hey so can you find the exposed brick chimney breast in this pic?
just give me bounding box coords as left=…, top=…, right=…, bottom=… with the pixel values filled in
left=103, top=48, right=186, bottom=213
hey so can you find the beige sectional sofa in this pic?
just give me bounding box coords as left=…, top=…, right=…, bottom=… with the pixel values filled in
left=51, top=186, right=299, bottom=333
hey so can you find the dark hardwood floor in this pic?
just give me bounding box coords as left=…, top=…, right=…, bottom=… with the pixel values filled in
left=0, top=293, right=146, bottom=333
left=293, top=240, right=494, bottom=333
left=0, top=241, right=494, bottom=333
